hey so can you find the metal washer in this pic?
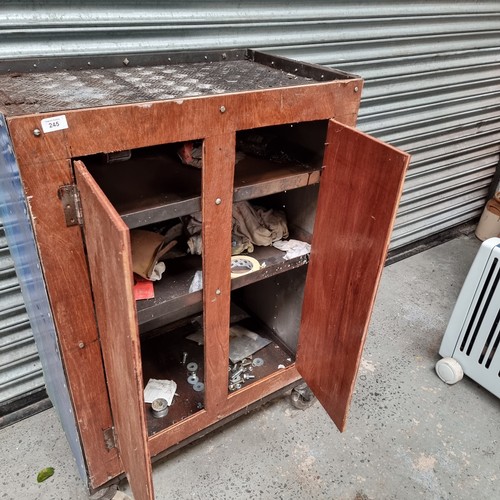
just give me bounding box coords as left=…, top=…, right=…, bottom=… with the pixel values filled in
left=186, top=362, right=198, bottom=372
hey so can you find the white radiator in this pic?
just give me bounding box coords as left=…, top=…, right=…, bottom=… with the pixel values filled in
left=436, top=237, right=500, bottom=398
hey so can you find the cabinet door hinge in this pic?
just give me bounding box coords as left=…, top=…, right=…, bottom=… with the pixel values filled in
left=103, top=426, right=116, bottom=450
left=58, top=184, right=83, bottom=227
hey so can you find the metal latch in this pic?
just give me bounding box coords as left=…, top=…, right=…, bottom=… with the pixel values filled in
left=103, top=426, right=116, bottom=450
left=58, top=184, right=83, bottom=227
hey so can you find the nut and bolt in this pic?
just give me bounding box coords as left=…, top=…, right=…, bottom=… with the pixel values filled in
left=181, top=352, right=188, bottom=365
left=231, top=367, right=244, bottom=379
left=243, top=373, right=255, bottom=380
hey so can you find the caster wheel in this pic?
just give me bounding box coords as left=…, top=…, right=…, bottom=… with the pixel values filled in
left=435, top=357, right=464, bottom=385
left=290, top=383, right=316, bottom=410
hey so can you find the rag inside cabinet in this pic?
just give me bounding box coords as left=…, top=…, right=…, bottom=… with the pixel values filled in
left=0, top=50, right=409, bottom=500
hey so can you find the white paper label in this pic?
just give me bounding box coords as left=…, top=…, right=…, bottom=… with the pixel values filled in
left=41, top=115, right=68, bottom=133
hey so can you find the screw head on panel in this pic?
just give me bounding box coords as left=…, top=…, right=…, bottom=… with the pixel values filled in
left=215, top=198, right=222, bottom=205
left=33, top=129, right=41, bottom=137
left=219, top=106, right=226, bottom=113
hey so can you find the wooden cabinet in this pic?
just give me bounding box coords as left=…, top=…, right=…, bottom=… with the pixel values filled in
left=0, top=50, right=409, bottom=500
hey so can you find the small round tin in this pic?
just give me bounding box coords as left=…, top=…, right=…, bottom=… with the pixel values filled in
left=151, top=398, right=169, bottom=418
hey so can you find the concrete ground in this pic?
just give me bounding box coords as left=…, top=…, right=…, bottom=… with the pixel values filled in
left=1, top=234, right=498, bottom=500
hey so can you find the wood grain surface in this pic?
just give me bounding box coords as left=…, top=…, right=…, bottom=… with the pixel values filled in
left=74, top=160, right=154, bottom=500
left=202, top=134, right=235, bottom=416
left=296, top=119, right=410, bottom=431
left=11, top=157, right=121, bottom=486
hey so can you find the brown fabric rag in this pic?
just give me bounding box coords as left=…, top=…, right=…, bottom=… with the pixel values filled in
left=185, top=201, right=288, bottom=255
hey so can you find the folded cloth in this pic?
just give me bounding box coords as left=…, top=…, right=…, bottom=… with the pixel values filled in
left=232, top=201, right=288, bottom=249
left=185, top=201, right=288, bottom=255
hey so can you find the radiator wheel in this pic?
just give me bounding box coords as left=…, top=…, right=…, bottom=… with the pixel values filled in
left=435, top=357, right=464, bottom=385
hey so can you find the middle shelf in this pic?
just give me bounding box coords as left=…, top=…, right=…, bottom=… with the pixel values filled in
left=136, top=244, right=310, bottom=333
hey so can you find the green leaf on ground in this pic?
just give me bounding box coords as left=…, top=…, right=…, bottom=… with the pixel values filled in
left=37, top=467, right=55, bottom=483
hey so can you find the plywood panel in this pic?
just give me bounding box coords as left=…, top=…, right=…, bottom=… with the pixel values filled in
left=296, top=120, right=410, bottom=431
left=202, top=134, right=235, bottom=415
left=74, top=160, right=154, bottom=500
left=13, top=156, right=121, bottom=487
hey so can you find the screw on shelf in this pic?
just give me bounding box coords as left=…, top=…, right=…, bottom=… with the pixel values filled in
left=33, top=129, right=41, bottom=137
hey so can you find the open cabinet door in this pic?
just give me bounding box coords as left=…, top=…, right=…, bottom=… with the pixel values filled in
left=74, top=161, right=154, bottom=500
left=296, top=120, right=410, bottom=432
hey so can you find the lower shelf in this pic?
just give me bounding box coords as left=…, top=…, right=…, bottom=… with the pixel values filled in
left=141, top=314, right=294, bottom=437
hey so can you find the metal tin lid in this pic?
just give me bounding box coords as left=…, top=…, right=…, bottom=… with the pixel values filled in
left=151, top=398, right=169, bottom=418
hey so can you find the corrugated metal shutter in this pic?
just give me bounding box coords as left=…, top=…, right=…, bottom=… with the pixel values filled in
left=2, top=1, right=498, bottom=249
left=0, top=220, right=44, bottom=411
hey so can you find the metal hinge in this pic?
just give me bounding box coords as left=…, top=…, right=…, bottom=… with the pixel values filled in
left=103, top=426, right=116, bottom=450
left=58, top=184, right=83, bottom=227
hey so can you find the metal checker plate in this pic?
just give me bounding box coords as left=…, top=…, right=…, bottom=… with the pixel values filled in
left=0, top=60, right=315, bottom=116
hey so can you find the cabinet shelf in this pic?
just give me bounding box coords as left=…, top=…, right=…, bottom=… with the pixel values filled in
left=142, top=313, right=294, bottom=437
left=87, top=153, right=321, bottom=229
left=136, top=244, right=310, bottom=332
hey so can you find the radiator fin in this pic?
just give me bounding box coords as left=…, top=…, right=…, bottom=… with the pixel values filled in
left=460, top=258, right=498, bottom=354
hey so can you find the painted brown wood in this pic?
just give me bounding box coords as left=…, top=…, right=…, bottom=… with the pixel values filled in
left=148, top=364, right=301, bottom=457
left=12, top=156, right=122, bottom=486
left=6, top=80, right=362, bottom=166
left=74, top=160, right=154, bottom=500
left=202, top=134, right=235, bottom=416
left=296, top=119, right=410, bottom=431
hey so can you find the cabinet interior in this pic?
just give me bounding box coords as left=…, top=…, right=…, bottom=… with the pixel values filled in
left=76, top=119, right=328, bottom=436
